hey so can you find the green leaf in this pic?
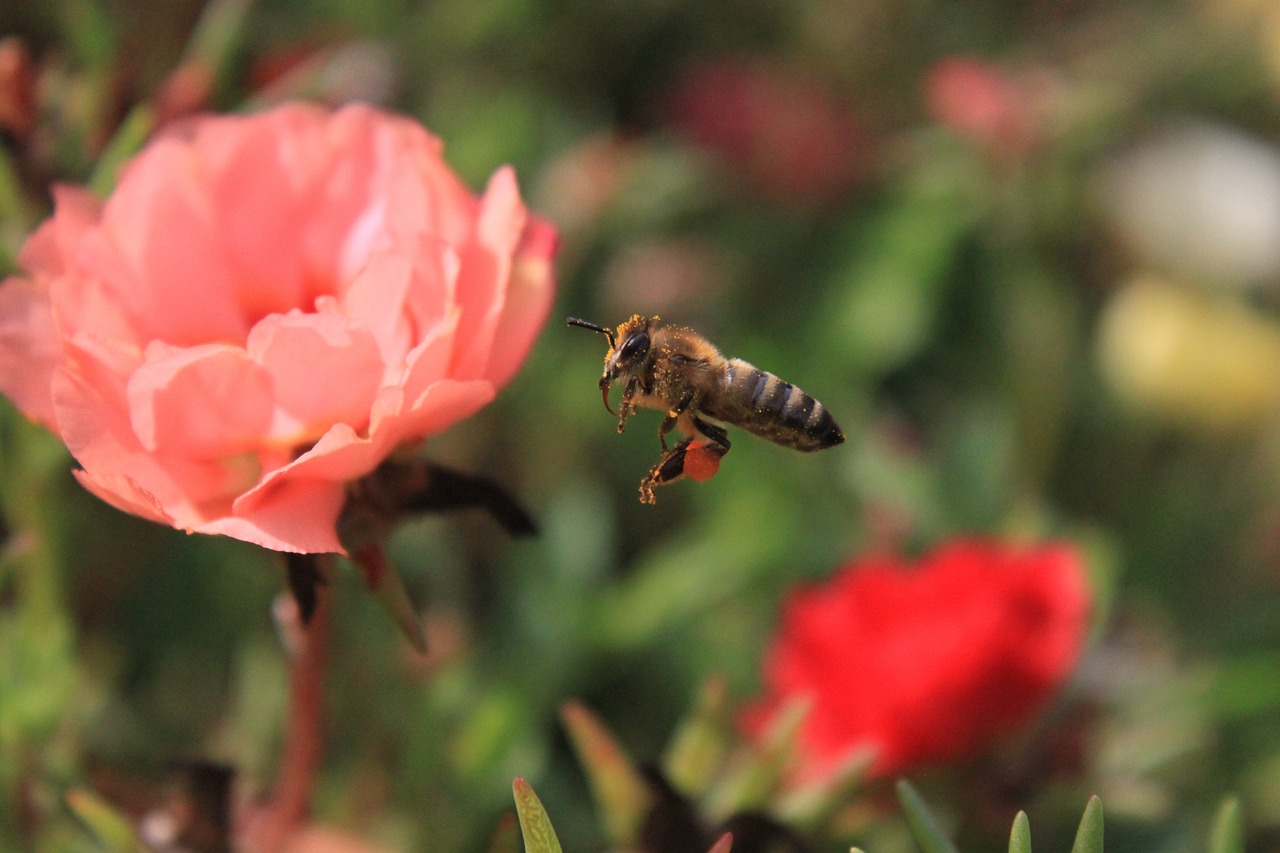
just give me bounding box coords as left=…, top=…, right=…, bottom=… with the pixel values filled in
left=89, top=105, right=156, bottom=198
left=776, top=747, right=873, bottom=830
left=591, top=490, right=796, bottom=651
left=822, top=148, right=982, bottom=377
left=57, top=0, right=118, bottom=70
left=183, top=0, right=254, bottom=70
left=1070, top=796, right=1104, bottom=853
left=707, top=696, right=806, bottom=817
left=512, top=778, right=564, bottom=853
left=663, top=676, right=732, bottom=796
left=560, top=701, right=650, bottom=847
left=896, top=779, right=960, bottom=853
left=1206, top=654, right=1280, bottom=720
left=1208, top=797, right=1243, bottom=853
left=1009, top=811, right=1033, bottom=853
left=66, top=789, right=145, bottom=853
left=350, top=544, right=427, bottom=653
left=0, top=146, right=35, bottom=267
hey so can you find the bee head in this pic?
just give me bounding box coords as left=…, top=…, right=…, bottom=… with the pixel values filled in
left=567, top=314, right=657, bottom=415
left=603, top=315, right=653, bottom=381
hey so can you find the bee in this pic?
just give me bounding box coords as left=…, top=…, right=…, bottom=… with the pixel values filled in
left=567, top=314, right=844, bottom=503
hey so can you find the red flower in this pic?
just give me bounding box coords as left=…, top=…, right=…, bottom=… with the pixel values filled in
left=742, top=539, right=1090, bottom=780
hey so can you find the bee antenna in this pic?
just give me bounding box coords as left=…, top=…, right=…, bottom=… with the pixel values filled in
left=566, top=317, right=616, bottom=349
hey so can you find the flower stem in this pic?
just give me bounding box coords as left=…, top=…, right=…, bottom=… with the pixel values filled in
left=250, top=554, right=333, bottom=850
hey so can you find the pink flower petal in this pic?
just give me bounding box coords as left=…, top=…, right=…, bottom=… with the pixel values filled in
left=0, top=275, right=60, bottom=426
left=73, top=467, right=174, bottom=526
left=398, top=376, right=495, bottom=442
left=101, top=139, right=249, bottom=343
left=55, top=274, right=146, bottom=384
left=483, top=215, right=558, bottom=388
left=246, top=310, right=384, bottom=442
left=204, top=476, right=347, bottom=553
left=55, top=368, right=245, bottom=528
left=127, top=342, right=274, bottom=457
left=20, top=185, right=101, bottom=276
left=399, top=308, right=461, bottom=402
left=226, top=378, right=490, bottom=555
left=247, top=378, right=495, bottom=497
left=448, top=167, right=526, bottom=380
left=342, top=235, right=457, bottom=369
left=205, top=107, right=332, bottom=318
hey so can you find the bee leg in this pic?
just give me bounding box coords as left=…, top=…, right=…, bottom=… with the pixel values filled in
left=616, top=378, right=640, bottom=433
left=692, top=417, right=731, bottom=453
left=658, top=416, right=674, bottom=452
left=658, top=388, right=698, bottom=452
left=639, top=416, right=732, bottom=503
left=639, top=436, right=696, bottom=504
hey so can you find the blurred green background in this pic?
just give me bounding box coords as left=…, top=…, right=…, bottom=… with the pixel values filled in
left=6, top=0, right=1280, bottom=850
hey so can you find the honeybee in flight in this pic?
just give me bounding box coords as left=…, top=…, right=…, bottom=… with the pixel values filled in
left=567, top=314, right=844, bottom=503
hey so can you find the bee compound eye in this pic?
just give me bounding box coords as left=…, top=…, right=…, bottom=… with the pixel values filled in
left=619, top=332, right=649, bottom=362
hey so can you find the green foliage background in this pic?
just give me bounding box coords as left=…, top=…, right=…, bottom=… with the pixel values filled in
left=4, top=0, right=1280, bottom=850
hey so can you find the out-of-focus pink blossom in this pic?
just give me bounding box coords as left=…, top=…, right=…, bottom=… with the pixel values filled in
left=924, top=57, right=1042, bottom=157
left=0, top=102, right=557, bottom=554
left=666, top=59, right=864, bottom=203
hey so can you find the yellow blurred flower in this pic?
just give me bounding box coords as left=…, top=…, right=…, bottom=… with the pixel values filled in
left=1097, top=275, right=1280, bottom=431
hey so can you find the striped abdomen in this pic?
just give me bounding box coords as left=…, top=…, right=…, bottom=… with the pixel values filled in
left=702, top=358, right=844, bottom=451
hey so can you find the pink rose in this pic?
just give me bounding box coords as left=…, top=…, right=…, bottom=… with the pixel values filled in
left=0, top=102, right=557, bottom=554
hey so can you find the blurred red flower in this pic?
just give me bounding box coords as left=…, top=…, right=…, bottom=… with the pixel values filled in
left=0, top=102, right=557, bottom=554
left=665, top=59, right=864, bottom=203
left=742, top=539, right=1090, bottom=780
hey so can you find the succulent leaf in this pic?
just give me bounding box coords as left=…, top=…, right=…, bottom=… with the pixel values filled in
left=896, top=779, right=960, bottom=853
left=512, top=778, right=564, bottom=853
left=1208, top=797, right=1243, bottom=853
left=1070, top=797, right=1104, bottom=853
left=66, top=789, right=145, bottom=853
left=664, top=676, right=733, bottom=796
left=1009, top=810, right=1033, bottom=853
left=351, top=543, right=427, bottom=652
left=776, top=747, right=873, bottom=829
left=708, top=696, right=807, bottom=817
left=560, top=700, right=650, bottom=846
